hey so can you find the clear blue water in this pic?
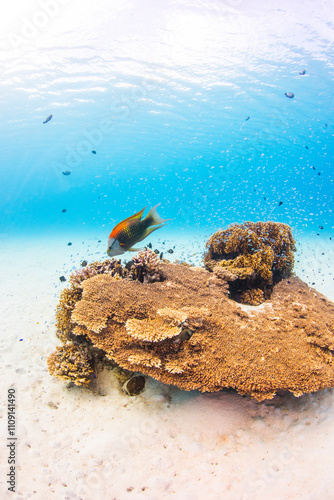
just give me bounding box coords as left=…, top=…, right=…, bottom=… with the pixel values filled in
left=1, top=0, right=333, bottom=244
left=1, top=6, right=334, bottom=497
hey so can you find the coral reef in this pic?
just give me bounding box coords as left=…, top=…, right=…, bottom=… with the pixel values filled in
left=56, top=254, right=162, bottom=342
left=70, top=258, right=125, bottom=288
left=125, top=317, right=180, bottom=342
left=47, top=343, right=94, bottom=387
left=204, top=221, right=296, bottom=304
left=55, top=286, right=83, bottom=343
left=239, top=288, right=264, bottom=306
left=48, top=258, right=334, bottom=401
left=127, top=249, right=166, bottom=283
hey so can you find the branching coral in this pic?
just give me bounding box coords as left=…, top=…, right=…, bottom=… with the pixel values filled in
left=239, top=288, right=264, bottom=306
left=127, top=352, right=162, bottom=369
left=205, top=222, right=296, bottom=303
left=55, top=286, right=83, bottom=342
left=125, top=317, right=180, bottom=342
left=71, top=275, right=124, bottom=334
left=71, top=274, right=155, bottom=334
left=56, top=259, right=125, bottom=342
left=70, top=259, right=125, bottom=288
left=157, top=307, right=188, bottom=325
left=157, top=306, right=211, bottom=329
left=47, top=343, right=94, bottom=386
left=127, top=249, right=166, bottom=283
left=164, top=361, right=184, bottom=374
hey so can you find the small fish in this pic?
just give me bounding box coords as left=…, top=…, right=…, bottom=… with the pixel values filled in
left=278, top=201, right=283, bottom=206
left=43, top=114, right=53, bottom=124
left=299, top=69, right=306, bottom=75
left=61, top=209, right=67, bottom=213
left=285, top=92, right=294, bottom=99
left=245, top=116, right=250, bottom=121
left=318, top=225, right=324, bottom=230
left=305, top=145, right=309, bottom=149
left=59, top=276, right=66, bottom=282
left=107, top=204, right=170, bottom=257
left=92, top=150, right=96, bottom=154
left=62, top=170, right=71, bottom=176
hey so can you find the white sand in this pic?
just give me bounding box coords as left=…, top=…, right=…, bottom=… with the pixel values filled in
left=1, top=231, right=334, bottom=499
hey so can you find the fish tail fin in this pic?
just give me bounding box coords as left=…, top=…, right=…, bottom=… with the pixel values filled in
left=136, top=224, right=167, bottom=243
left=145, top=204, right=171, bottom=226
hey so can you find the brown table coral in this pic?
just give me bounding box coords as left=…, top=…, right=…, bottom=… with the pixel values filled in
left=48, top=258, right=334, bottom=401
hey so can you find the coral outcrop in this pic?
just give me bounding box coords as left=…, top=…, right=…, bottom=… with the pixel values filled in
left=204, top=221, right=296, bottom=304
left=127, top=249, right=166, bottom=283
left=47, top=343, right=94, bottom=387
left=48, top=257, right=334, bottom=401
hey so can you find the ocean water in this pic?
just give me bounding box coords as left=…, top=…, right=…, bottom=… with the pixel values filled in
left=2, top=2, right=334, bottom=498
left=1, top=0, right=333, bottom=246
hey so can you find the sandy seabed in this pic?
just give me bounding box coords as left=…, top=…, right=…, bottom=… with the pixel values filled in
left=1, top=230, right=334, bottom=500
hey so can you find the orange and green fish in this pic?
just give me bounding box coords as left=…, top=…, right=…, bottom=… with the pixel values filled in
left=107, top=204, right=170, bottom=257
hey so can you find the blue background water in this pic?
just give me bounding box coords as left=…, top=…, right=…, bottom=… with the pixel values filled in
left=1, top=0, right=333, bottom=245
